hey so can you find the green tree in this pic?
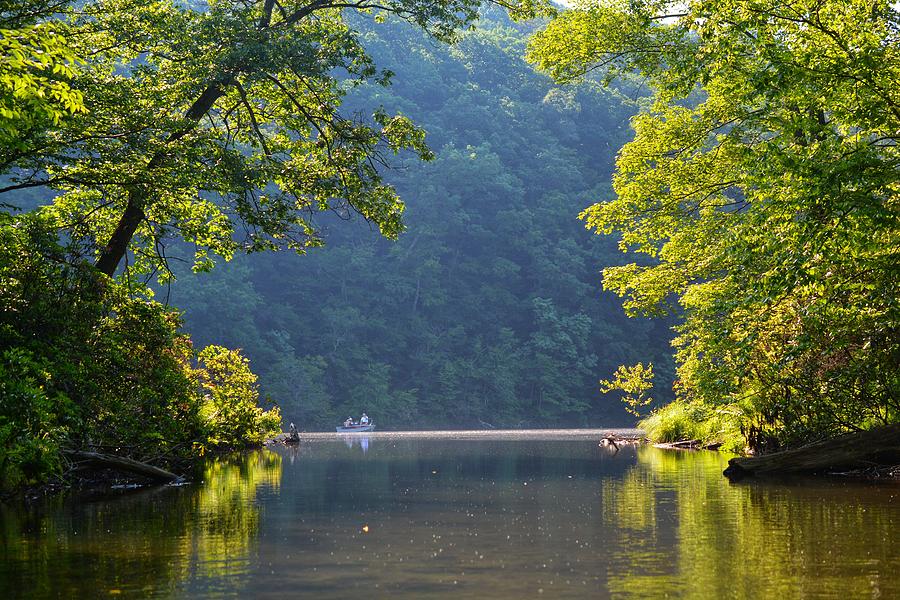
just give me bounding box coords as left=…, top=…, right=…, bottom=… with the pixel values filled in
left=266, top=354, right=333, bottom=428
left=0, top=211, right=278, bottom=488
left=0, top=2, right=85, bottom=155
left=196, top=345, right=281, bottom=447
left=599, top=362, right=653, bottom=417
left=527, top=297, right=598, bottom=420
left=529, top=0, right=900, bottom=447
left=3, top=0, right=547, bottom=279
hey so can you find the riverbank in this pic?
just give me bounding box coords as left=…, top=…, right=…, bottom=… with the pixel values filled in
left=9, top=424, right=897, bottom=503
left=723, top=424, right=900, bottom=480
left=2, top=441, right=274, bottom=503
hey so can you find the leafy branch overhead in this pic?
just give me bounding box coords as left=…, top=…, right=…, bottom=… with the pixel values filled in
left=1, top=0, right=550, bottom=280
left=0, top=22, right=85, bottom=151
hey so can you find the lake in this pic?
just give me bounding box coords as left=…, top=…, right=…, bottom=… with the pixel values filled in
left=2, top=430, right=898, bottom=598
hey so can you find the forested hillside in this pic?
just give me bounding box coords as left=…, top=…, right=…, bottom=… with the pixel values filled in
left=169, top=10, right=675, bottom=430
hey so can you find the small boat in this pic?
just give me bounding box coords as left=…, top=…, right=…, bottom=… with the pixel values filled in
left=336, top=423, right=375, bottom=433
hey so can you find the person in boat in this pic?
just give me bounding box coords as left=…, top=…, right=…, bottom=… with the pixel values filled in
left=359, top=413, right=370, bottom=426
left=344, top=416, right=354, bottom=427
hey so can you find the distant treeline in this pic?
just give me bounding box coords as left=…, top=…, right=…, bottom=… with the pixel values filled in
left=170, top=11, right=676, bottom=431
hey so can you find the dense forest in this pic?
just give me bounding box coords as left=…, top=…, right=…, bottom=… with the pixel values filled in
left=1, top=0, right=897, bottom=490
left=168, top=10, right=676, bottom=431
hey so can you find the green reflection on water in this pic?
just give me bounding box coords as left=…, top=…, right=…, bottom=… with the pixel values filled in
left=605, top=447, right=899, bottom=599
left=2, top=437, right=898, bottom=599
left=0, top=450, right=281, bottom=598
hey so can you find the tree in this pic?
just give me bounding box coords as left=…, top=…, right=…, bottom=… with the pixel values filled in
left=528, top=0, right=900, bottom=446
left=0, top=2, right=85, bottom=163
left=196, top=345, right=281, bottom=447
left=599, top=362, right=653, bottom=417
left=0, top=208, right=285, bottom=487
left=2, top=0, right=548, bottom=280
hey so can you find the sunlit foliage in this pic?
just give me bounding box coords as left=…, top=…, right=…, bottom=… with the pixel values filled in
left=0, top=212, right=280, bottom=488
left=529, top=0, right=900, bottom=448
left=599, top=362, right=654, bottom=416
left=0, top=2, right=85, bottom=152
left=3, top=0, right=548, bottom=279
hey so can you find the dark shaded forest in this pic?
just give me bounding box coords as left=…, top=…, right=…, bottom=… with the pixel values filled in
left=168, top=10, right=675, bottom=430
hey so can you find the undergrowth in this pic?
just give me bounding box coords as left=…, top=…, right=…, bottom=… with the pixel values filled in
left=639, top=400, right=746, bottom=453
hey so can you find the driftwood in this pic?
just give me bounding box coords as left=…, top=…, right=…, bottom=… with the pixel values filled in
left=266, top=431, right=300, bottom=445
left=65, top=450, right=182, bottom=482
left=600, top=436, right=620, bottom=451
left=653, top=439, right=723, bottom=451
left=723, top=424, right=900, bottom=479
left=600, top=434, right=644, bottom=452
left=654, top=439, right=700, bottom=450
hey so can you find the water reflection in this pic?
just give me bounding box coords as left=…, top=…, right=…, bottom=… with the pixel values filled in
left=1, top=434, right=898, bottom=599
left=340, top=434, right=371, bottom=453
left=0, top=450, right=281, bottom=598
left=604, top=447, right=900, bottom=599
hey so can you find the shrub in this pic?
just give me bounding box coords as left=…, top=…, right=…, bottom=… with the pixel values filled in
left=0, top=349, right=75, bottom=487
left=639, top=400, right=746, bottom=454
left=196, top=345, right=282, bottom=449
left=0, top=211, right=281, bottom=489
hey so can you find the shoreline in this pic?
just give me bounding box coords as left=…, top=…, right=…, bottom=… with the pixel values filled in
left=3, top=442, right=268, bottom=504
left=8, top=426, right=898, bottom=501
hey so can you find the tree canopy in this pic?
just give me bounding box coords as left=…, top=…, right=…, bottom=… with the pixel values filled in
left=529, top=0, right=900, bottom=447
left=1, top=2, right=85, bottom=172
left=2, top=0, right=548, bottom=280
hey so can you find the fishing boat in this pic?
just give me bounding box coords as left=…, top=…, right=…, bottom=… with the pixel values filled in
left=336, top=423, right=375, bottom=433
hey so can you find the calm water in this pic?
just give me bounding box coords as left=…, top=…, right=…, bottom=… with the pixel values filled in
left=2, top=430, right=898, bottom=599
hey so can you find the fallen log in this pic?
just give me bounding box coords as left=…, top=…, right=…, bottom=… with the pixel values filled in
left=64, top=450, right=183, bottom=482
left=723, top=424, right=900, bottom=479
left=266, top=432, right=300, bottom=446
left=599, top=434, right=644, bottom=452
left=654, top=439, right=701, bottom=450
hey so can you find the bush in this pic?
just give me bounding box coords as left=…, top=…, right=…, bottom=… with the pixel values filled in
left=639, top=400, right=746, bottom=454
left=196, top=345, right=282, bottom=449
left=0, top=349, right=75, bottom=487
left=0, top=211, right=281, bottom=490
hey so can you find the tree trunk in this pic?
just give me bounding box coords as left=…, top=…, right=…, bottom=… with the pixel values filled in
left=65, top=450, right=182, bottom=482
left=95, top=193, right=146, bottom=277
left=723, top=424, right=900, bottom=479
left=93, top=81, right=228, bottom=276
left=88, top=0, right=334, bottom=277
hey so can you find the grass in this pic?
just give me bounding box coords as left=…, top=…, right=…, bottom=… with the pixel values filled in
left=639, top=399, right=747, bottom=453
